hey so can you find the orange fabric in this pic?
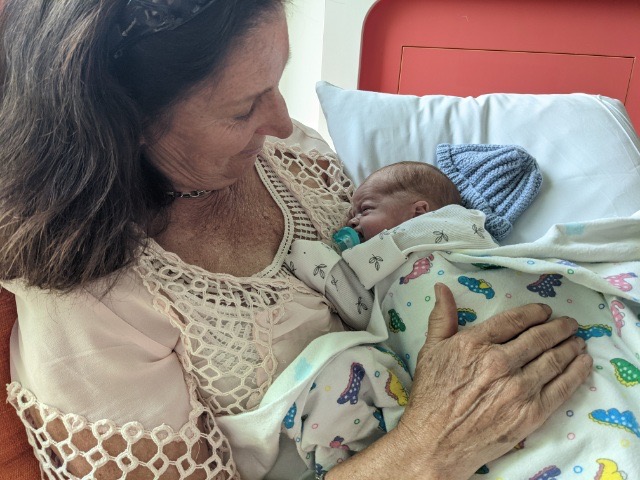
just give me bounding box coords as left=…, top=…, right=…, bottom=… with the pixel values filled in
left=359, top=0, right=640, bottom=132
left=0, top=289, right=40, bottom=480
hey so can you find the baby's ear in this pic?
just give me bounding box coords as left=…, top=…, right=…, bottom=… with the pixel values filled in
left=412, top=200, right=430, bottom=217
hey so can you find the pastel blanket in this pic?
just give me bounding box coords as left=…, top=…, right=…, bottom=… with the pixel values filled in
left=219, top=206, right=640, bottom=480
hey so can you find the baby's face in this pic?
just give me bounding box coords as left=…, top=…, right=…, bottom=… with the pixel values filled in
left=348, top=175, right=417, bottom=241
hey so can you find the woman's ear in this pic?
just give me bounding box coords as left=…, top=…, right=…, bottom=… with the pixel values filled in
left=412, top=200, right=430, bottom=217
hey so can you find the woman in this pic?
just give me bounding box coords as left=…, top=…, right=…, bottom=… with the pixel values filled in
left=0, top=1, right=592, bottom=479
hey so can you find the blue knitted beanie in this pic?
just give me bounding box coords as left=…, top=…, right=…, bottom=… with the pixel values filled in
left=436, top=144, right=543, bottom=241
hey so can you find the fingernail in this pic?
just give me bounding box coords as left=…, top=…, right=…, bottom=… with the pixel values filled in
left=434, top=282, right=443, bottom=296
left=576, top=336, right=586, bottom=350
left=537, top=303, right=552, bottom=315
left=580, top=354, right=593, bottom=367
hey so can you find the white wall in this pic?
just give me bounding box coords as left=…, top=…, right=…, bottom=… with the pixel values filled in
left=280, top=0, right=326, bottom=131
left=281, top=0, right=378, bottom=141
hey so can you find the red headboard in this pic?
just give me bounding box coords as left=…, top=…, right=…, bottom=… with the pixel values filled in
left=359, top=0, right=640, bottom=131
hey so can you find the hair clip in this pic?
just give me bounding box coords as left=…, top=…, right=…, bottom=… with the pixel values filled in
left=113, top=0, right=216, bottom=58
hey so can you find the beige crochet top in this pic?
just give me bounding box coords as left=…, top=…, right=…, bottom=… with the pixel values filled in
left=5, top=123, right=353, bottom=479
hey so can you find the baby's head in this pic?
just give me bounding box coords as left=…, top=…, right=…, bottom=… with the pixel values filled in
left=348, top=161, right=461, bottom=240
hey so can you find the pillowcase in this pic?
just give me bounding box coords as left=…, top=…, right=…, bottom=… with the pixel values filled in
left=316, top=81, right=640, bottom=245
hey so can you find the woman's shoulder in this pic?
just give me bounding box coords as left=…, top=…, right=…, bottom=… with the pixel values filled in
left=264, top=119, right=353, bottom=188
left=265, top=119, right=342, bottom=172
left=270, top=119, right=336, bottom=158
left=3, top=263, right=177, bottom=350
left=261, top=120, right=354, bottom=241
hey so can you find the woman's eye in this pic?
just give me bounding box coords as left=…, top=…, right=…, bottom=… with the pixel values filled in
left=234, top=105, right=256, bottom=122
left=234, top=111, right=252, bottom=122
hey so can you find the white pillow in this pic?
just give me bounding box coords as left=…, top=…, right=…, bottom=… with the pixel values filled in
left=316, top=81, right=640, bottom=244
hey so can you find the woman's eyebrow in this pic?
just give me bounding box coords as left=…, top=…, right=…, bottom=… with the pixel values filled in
left=222, top=88, right=270, bottom=108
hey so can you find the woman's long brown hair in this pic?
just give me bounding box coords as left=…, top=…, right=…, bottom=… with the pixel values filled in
left=0, top=0, right=284, bottom=292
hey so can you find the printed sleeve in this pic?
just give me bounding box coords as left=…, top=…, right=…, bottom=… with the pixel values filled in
left=341, top=233, right=409, bottom=290
left=285, top=239, right=372, bottom=330
left=342, top=206, right=499, bottom=289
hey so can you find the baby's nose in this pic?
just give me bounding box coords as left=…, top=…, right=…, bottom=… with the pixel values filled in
left=348, top=215, right=359, bottom=228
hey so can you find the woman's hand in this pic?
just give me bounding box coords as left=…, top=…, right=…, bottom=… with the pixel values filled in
left=395, top=282, right=592, bottom=479
left=326, top=282, right=592, bottom=480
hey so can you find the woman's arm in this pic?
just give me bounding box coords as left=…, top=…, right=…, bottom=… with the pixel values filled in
left=8, top=378, right=235, bottom=480
left=325, top=283, right=591, bottom=480
left=30, top=408, right=213, bottom=480
left=6, top=275, right=238, bottom=479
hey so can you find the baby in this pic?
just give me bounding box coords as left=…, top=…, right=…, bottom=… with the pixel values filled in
left=281, top=156, right=640, bottom=479
left=346, top=161, right=462, bottom=242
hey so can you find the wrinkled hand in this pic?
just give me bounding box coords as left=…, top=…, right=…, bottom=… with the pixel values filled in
left=397, top=283, right=592, bottom=480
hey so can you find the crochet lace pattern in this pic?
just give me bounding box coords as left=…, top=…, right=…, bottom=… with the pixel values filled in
left=138, top=143, right=353, bottom=415
left=7, top=142, right=353, bottom=479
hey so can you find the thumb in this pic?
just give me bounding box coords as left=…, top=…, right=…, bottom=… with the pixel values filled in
left=424, top=283, right=459, bottom=350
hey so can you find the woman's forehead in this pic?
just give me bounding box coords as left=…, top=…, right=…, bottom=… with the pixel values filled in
left=205, top=10, right=289, bottom=106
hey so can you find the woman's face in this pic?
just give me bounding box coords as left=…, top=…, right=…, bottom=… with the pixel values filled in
left=144, top=8, right=293, bottom=192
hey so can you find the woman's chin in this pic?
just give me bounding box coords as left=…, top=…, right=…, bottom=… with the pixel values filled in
left=244, top=146, right=264, bottom=157
left=183, top=153, right=260, bottom=192
left=216, top=158, right=259, bottom=189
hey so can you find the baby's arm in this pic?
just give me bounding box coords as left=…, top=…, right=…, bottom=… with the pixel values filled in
left=343, top=206, right=498, bottom=288
left=285, top=240, right=373, bottom=330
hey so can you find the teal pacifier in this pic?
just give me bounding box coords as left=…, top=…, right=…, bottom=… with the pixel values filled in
left=332, top=227, right=361, bottom=252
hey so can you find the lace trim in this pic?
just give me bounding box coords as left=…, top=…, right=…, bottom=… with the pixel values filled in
left=136, top=253, right=290, bottom=415
left=262, top=142, right=354, bottom=242
left=253, top=158, right=296, bottom=278
left=135, top=143, right=353, bottom=416
left=6, top=380, right=238, bottom=480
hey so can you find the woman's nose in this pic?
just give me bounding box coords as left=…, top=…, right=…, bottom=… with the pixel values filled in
left=257, top=88, right=293, bottom=139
